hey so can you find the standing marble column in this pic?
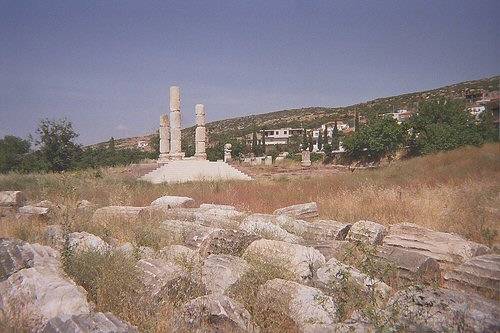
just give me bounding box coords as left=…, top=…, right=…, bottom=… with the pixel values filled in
left=158, top=114, right=170, bottom=164
left=194, top=104, right=207, bottom=159
left=168, top=86, right=185, bottom=160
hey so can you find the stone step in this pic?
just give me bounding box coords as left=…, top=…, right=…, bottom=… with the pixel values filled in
left=140, top=160, right=252, bottom=184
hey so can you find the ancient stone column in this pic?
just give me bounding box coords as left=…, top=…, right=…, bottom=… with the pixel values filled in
left=168, top=86, right=185, bottom=160
left=194, top=104, right=207, bottom=160
left=158, top=114, right=170, bottom=164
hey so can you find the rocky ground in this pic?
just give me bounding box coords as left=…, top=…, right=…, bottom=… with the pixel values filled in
left=0, top=190, right=499, bottom=332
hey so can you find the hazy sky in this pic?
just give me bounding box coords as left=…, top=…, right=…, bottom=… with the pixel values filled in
left=1, top=0, right=499, bottom=145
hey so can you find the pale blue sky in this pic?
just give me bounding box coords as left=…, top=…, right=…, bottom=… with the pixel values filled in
left=1, top=0, right=499, bottom=144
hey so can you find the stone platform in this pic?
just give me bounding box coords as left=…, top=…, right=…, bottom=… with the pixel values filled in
left=139, top=160, right=252, bottom=184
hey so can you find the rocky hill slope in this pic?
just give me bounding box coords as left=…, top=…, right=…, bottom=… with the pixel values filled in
left=91, top=75, right=499, bottom=149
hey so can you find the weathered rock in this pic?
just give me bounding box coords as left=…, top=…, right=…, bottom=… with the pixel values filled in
left=240, top=214, right=303, bottom=243
left=185, top=226, right=222, bottom=249
left=159, top=244, right=202, bottom=270
left=158, top=219, right=216, bottom=246
left=147, top=207, right=198, bottom=221
left=150, top=195, right=195, bottom=208
left=0, top=190, right=26, bottom=207
left=138, top=246, right=156, bottom=259
left=41, top=312, right=138, bottom=333
left=171, top=294, right=258, bottom=333
left=199, top=203, right=237, bottom=211
left=257, top=279, right=338, bottom=330
left=201, top=254, right=250, bottom=294
left=383, top=223, right=490, bottom=269
left=0, top=266, right=90, bottom=331
left=376, top=245, right=441, bottom=283
left=76, top=199, right=94, bottom=212
left=304, top=220, right=352, bottom=243
left=91, top=206, right=148, bottom=223
left=386, top=286, right=500, bottom=332
left=115, top=242, right=135, bottom=257
left=42, top=225, right=65, bottom=251
left=444, top=254, right=500, bottom=299
left=0, top=238, right=61, bottom=279
left=136, top=258, right=192, bottom=301
left=273, top=202, right=319, bottom=218
left=199, top=229, right=260, bottom=257
left=18, top=205, right=50, bottom=216
left=195, top=208, right=246, bottom=229
left=347, top=220, right=387, bottom=245
left=316, top=258, right=392, bottom=304
left=67, top=232, right=110, bottom=254
left=34, top=200, right=66, bottom=212
left=243, top=239, right=325, bottom=282
left=312, top=241, right=353, bottom=261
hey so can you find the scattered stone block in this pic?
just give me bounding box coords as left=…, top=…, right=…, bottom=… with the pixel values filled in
left=386, top=286, right=500, bottom=332
left=76, top=199, right=94, bottom=212
left=137, top=246, right=156, bottom=259
left=18, top=205, right=50, bottom=216
left=257, top=278, right=338, bottom=330
left=67, top=232, right=110, bottom=254
left=312, top=240, right=353, bottom=261
left=274, top=214, right=311, bottom=235
left=171, top=294, right=258, bottom=333
left=347, top=220, right=387, bottom=245
left=184, top=226, right=222, bottom=249
left=273, top=202, right=319, bottom=218
left=199, top=229, right=260, bottom=257
left=0, top=266, right=90, bottom=331
left=383, top=223, right=490, bottom=270
left=136, top=258, right=191, bottom=301
left=91, top=206, right=148, bottom=223
left=243, top=239, right=325, bottom=282
left=114, top=242, right=135, bottom=257
left=42, top=225, right=65, bottom=251
left=239, top=214, right=303, bottom=243
left=199, top=203, right=237, bottom=211
left=158, top=219, right=212, bottom=246
left=0, top=190, right=26, bottom=207
left=376, top=245, right=441, bottom=283
left=0, top=238, right=61, bottom=279
left=145, top=207, right=198, bottom=221
left=150, top=195, right=195, bottom=208
left=316, top=258, right=392, bottom=304
left=195, top=208, right=246, bottom=229
left=41, top=312, right=138, bottom=333
left=159, top=244, right=202, bottom=270
left=444, top=254, right=500, bottom=299
left=201, top=254, right=250, bottom=294
left=304, top=220, right=352, bottom=242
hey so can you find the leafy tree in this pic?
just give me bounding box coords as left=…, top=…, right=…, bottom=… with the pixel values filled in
left=37, top=118, right=82, bottom=172
left=317, top=131, right=323, bottom=150
left=308, top=133, right=314, bottom=152
left=323, top=125, right=328, bottom=145
left=261, top=129, right=266, bottom=146
left=408, top=100, right=485, bottom=155
left=0, top=135, right=30, bottom=173
left=148, top=132, right=160, bottom=159
left=251, top=131, right=258, bottom=155
left=302, top=129, right=308, bottom=150
left=331, top=120, right=339, bottom=150
left=286, top=134, right=302, bottom=154
left=343, top=116, right=406, bottom=162
left=354, top=110, right=360, bottom=131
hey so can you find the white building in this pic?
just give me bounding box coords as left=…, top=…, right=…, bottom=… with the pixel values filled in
left=262, top=128, right=304, bottom=145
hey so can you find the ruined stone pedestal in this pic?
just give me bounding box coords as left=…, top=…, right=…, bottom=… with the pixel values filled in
left=301, top=150, right=311, bottom=167
left=224, top=143, right=232, bottom=162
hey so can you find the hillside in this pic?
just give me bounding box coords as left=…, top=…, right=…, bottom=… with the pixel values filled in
left=91, top=75, right=499, bottom=150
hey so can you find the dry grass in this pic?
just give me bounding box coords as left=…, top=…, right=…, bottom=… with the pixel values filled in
left=1, top=144, right=498, bottom=332
left=1, top=143, right=498, bottom=246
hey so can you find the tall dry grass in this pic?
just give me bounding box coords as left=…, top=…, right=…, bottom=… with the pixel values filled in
left=0, top=143, right=498, bottom=245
